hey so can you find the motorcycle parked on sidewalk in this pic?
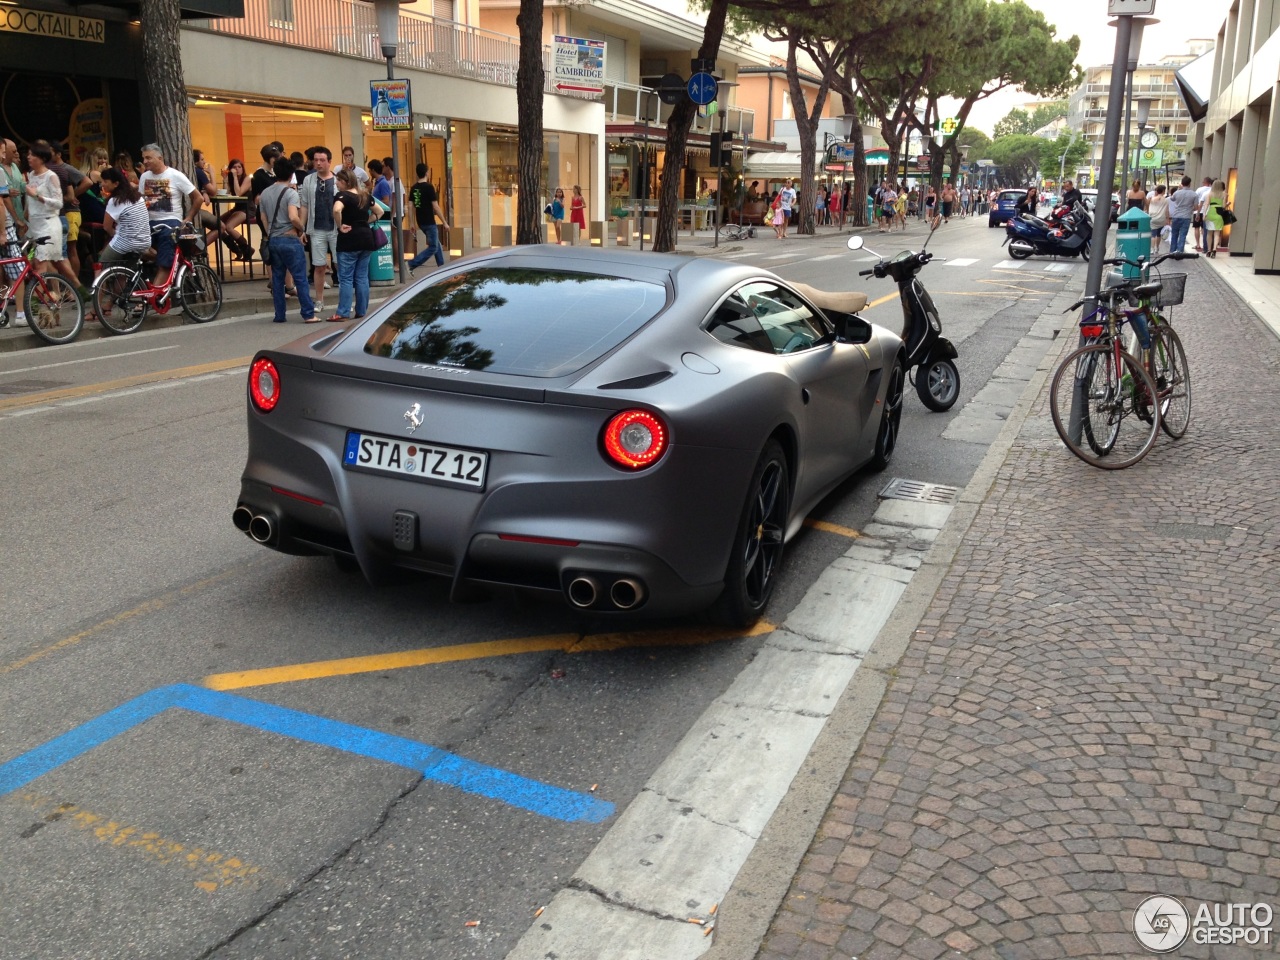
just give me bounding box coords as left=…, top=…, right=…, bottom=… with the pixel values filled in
left=848, top=222, right=959, bottom=411
left=1003, top=200, right=1093, bottom=261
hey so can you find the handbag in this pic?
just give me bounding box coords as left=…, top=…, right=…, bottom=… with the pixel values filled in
left=1220, top=206, right=1238, bottom=225
left=373, top=225, right=389, bottom=249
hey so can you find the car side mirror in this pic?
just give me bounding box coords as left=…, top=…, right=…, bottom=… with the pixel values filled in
left=831, top=312, right=872, bottom=344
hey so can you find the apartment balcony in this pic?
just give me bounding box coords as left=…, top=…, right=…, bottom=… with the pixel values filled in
left=602, top=80, right=755, bottom=140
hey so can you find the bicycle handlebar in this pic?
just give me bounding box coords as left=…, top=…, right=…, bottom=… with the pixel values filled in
left=1101, top=250, right=1200, bottom=270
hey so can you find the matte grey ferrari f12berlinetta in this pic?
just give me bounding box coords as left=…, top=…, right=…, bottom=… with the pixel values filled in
left=234, top=245, right=905, bottom=626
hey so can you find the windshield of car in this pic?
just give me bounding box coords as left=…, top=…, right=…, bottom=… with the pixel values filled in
left=363, top=267, right=668, bottom=377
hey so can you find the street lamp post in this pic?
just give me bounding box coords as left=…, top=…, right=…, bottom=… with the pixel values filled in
left=372, top=0, right=411, bottom=284
left=1134, top=95, right=1156, bottom=189
left=1119, top=17, right=1158, bottom=190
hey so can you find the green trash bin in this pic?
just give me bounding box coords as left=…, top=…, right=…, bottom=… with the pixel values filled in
left=369, top=245, right=395, bottom=286
left=1114, top=207, right=1152, bottom=280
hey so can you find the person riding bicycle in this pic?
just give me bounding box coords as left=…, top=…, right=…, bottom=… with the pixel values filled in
left=137, top=143, right=203, bottom=281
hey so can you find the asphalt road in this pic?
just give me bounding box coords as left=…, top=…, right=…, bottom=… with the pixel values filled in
left=0, top=216, right=1084, bottom=960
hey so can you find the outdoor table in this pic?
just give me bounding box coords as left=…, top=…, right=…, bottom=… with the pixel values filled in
left=206, top=194, right=258, bottom=283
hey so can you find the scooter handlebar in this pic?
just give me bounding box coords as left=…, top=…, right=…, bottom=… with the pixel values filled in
left=858, top=268, right=875, bottom=276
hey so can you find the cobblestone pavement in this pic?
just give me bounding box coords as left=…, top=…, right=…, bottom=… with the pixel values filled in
left=756, top=261, right=1280, bottom=960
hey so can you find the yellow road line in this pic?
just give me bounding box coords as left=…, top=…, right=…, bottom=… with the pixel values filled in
left=203, top=621, right=776, bottom=691
left=1, top=564, right=259, bottom=676
left=864, top=292, right=898, bottom=310
left=803, top=518, right=862, bottom=539
left=0, top=356, right=251, bottom=412
left=19, top=792, right=265, bottom=892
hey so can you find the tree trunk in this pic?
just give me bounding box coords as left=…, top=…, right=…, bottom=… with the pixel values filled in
left=515, top=0, right=545, bottom=245
left=785, top=38, right=828, bottom=237
left=140, top=0, right=192, bottom=177
left=653, top=0, right=728, bottom=253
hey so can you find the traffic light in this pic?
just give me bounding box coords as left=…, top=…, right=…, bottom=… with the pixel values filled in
left=710, top=131, right=734, bottom=167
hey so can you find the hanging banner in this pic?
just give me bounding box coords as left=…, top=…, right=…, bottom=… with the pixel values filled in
left=369, top=79, right=411, bottom=131
left=67, top=98, right=109, bottom=168
left=553, top=35, right=605, bottom=95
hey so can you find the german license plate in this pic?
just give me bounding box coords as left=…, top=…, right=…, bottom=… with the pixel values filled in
left=343, top=431, right=488, bottom=489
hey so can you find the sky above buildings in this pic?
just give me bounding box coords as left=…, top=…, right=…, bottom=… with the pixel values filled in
left=643, top=0, right=1231, bottom=136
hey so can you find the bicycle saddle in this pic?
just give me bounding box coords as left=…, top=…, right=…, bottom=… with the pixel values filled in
left=1131, top=281, right=1162, bottom=300
left=789, top=282, right=869, bottom=315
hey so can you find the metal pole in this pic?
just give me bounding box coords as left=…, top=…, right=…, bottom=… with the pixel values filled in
left=387, top=55, right=407, bottom=285
left=1121, top=67, right=1135, bottom=200
left=1070, top=14, right=1134, bottom=442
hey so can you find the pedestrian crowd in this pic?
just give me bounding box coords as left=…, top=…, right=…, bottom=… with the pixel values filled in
left=1, top=136, right=451, bottom=327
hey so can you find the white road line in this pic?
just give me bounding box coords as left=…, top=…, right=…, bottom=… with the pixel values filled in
left=808, top=254, right=842, bottom=262
left=994, top=260, right=1027, bottom=269
left=508, top=499, right=951, bottom=960
left=1044, top=263, right=1077, bottom=272
left=764, top=253, right=798, bottom=260
left=0, top=345, right=178, bottom=377
left=946, top=258, right=979, bottom=266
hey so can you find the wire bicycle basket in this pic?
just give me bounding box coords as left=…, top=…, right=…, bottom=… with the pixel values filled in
left=1149, top=272, right=1187, bottom=308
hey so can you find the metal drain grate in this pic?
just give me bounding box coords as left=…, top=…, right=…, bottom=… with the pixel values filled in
left=879, top=477, right=961, bottom=505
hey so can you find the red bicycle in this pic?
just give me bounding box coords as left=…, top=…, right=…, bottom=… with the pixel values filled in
left=91, top=227, right=222, bottom=335
left=0, top=235, right=85, bottom=345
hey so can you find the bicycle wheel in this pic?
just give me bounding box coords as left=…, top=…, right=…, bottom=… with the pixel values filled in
left=1148, top=324, right=1191, bottom=439
left=179, top=263, right=222, bottom=322
left=94, top=267, right=147, bottom=335
left=1049, top=342, right=1160, bottom=469
left=25, top=274, right=84, bottom=345
left=716, top=223, right=743, bottom=241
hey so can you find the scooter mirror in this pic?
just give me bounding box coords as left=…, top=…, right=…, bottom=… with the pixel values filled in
left=847, top=236, right=865, bottom=251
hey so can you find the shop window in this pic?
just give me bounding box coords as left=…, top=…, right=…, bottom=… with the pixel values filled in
left=268, top=0, right=294, bottom=29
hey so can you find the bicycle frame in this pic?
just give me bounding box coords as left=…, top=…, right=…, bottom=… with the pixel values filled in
left=97, top=245, right=195, bottom=316
left=0, top=242, right=67, bottom=314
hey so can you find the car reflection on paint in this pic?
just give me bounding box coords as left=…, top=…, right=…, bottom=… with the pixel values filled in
left=234, top=246, right=906, bottom=626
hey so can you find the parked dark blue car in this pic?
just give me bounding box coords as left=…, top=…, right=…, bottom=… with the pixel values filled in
left=988, top=189, right=1029, bottom=227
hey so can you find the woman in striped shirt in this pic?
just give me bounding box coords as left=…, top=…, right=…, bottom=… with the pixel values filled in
left=99, top=167, right=151, bottom=265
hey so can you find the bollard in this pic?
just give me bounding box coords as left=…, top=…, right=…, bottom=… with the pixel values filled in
left=491, top=225, right=513, bottom=248
left=589, top=220, right=613, bottom=246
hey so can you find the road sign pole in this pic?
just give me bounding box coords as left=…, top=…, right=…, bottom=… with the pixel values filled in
left=1070, top=12, right=1135, bottom=443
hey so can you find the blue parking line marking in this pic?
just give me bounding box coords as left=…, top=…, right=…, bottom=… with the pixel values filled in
left=0, top=684, right=613, bottom=824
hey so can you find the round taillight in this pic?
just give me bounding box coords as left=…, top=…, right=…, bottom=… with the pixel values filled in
left=249, top=358, right=280, bottom=412
left=603, top=409, right=668, bottom=469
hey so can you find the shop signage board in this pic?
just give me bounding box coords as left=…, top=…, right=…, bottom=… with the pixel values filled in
left=1108, top=0, right=1156, bottom=14
left=939, top=117, right=959, bottom=136
left=370, top=79, right=411, bottom=131
left=1136, top=148, right=1164, bottom=168
left=553, top=36, right=606, bottom=95
left=0, top=6, right=104, bottom=42
left=828, top=142, right=857, bottom=163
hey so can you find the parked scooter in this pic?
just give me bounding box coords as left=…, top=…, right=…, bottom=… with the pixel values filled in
left=848, top=222, right=959, bottom=411
left=1003, top=200, right=1093, bottom=261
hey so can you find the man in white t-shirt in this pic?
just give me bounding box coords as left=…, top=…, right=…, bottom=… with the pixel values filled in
left=1193, top=176, right=1213, bottom=251
left=137, top=143, right=202, bottom=278
left=778, top=179, right=797, bottom=238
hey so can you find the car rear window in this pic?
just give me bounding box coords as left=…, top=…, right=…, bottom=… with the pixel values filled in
left=363, top=267, right=668, bottom=378
left=999, top=191, right=1024, bottom=203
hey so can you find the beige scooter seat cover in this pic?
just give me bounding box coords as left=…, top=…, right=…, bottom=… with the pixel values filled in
left=789, top=282, right=869, bottom=316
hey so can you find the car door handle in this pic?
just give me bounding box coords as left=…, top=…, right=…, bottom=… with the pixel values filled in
left=801, top=388, right=810, bottom=405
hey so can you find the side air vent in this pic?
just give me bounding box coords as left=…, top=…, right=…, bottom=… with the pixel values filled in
left=597, top=371, right=674, bottom=390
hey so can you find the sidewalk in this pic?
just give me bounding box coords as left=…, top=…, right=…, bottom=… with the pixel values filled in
left=726, top=254, right=1280, bottom=958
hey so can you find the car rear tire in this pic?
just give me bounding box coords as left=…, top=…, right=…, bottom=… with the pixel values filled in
left=870, top=357, right=905, bottom=471
left=711, top=440, right=789, bottom=628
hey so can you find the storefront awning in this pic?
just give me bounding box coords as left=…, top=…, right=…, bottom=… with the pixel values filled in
left=745, top=146, right=890, bottom=178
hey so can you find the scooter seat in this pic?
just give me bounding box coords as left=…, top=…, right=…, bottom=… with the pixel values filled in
left=1019, top=215, right=1051, bottom=229
left=791, top=283, right=868, bottom=315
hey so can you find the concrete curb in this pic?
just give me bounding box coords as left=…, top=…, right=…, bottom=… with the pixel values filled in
left=702, top=287, right=1078, bottom=959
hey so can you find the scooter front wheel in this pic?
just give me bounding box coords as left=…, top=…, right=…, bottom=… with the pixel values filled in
left=916, top=358, right=960, bottom=411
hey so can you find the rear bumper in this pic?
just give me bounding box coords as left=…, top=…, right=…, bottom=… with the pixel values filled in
left=234, top=478, right=724, bottom=616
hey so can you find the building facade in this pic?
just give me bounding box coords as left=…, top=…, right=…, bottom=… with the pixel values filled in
left=1065, top=46, right=1210, bottom=186
left=1194, top=0, right=1280, bottom=273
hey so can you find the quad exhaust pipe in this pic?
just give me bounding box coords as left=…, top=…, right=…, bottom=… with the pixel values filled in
left=566, top=575, right=647, bottom=610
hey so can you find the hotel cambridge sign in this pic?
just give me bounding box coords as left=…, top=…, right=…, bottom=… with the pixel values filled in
left=1, top=6, right=106, bottom=42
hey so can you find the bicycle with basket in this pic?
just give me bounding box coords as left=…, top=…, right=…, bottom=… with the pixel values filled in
left=1048, top=251, right=1196, bottom=469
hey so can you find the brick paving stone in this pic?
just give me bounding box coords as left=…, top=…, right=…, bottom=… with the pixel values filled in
left=753, top=263, right=1280, bottom=959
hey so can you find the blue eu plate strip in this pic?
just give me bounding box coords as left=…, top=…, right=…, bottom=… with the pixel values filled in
left=0, top=684, right=613, bottom=824
left=343, top=431, right=361, bottom=465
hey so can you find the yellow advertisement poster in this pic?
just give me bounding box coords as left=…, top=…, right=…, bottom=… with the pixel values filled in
left=67, top=97, right=109, bottom=168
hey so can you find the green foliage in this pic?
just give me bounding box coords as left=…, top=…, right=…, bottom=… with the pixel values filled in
left=993, top=109, right=1031, bottom=139
left=988, top=134, right=1042, bottom=186
left=1037, top=132, right=1088, bottom=181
